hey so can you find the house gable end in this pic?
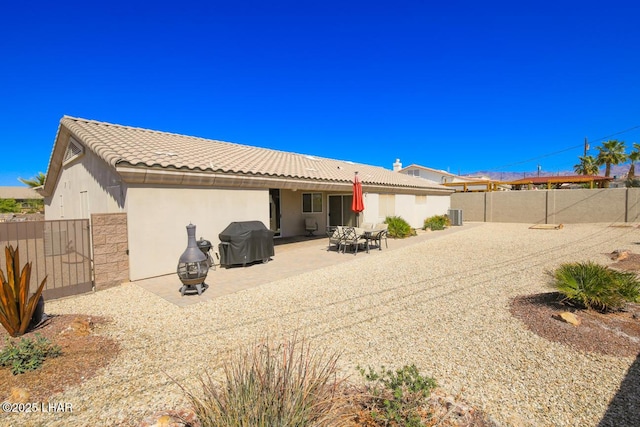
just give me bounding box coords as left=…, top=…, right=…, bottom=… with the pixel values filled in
left=63, top=137, right=85, bottom=165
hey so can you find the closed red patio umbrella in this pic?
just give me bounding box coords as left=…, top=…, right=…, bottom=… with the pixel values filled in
left=352, top=172, right=364, bottom=225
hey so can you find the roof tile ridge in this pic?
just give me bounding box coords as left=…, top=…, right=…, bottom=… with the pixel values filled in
left=62, top=116, right=262, bottom=150
left=62, top=117, right=126, bottom=167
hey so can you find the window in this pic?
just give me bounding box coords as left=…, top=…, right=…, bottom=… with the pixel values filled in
left=302, top=193, right=323, bottom=213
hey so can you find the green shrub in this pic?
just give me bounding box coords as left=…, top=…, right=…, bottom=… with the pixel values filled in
left=423, top=215, right=450, bottom=231
left=0, top=334, right=61, bottom=375
left=0, top=199, right=19, bottom=213
left=615, top=270, right=640, bottom=303
left=550, top=262, right=640, bottom=311
left=385, top=216, right=413, bottom=238
left=357, top=364, right=436, bottom=427
left=181, top=335, right=347, bottom=427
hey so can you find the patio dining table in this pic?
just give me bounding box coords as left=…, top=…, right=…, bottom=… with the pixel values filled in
left=359, top=227, right=386, bottom=253
left=326, top=226, right=387, bottom=254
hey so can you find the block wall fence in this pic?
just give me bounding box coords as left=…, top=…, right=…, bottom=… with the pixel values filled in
left=451, top=188, right=640, bottom=224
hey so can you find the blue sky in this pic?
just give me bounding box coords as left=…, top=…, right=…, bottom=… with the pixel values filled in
left=2, top=1, right=639, bottom=186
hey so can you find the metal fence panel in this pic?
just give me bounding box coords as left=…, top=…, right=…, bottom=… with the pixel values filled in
left=0, top=219, right=92, bottom=300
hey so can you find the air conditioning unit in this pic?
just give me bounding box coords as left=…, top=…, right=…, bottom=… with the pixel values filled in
left=448, top=209, right=463, bottom=226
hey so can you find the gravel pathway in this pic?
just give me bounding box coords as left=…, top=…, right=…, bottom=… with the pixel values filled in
left=8, top=222, right=639, bottom=426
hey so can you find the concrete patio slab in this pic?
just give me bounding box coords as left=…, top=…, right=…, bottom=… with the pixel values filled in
left=134, top=223, right=482, bottom=306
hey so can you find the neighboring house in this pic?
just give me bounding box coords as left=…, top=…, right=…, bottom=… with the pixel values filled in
left=39, top=116, right=453, bottom=281
left=394, top=160, right=495, bottom=191
left=0, top=186, right=44, bottom=214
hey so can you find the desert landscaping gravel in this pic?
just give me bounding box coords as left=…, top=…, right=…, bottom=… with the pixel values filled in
left=4, top=222, right=639, bottom=426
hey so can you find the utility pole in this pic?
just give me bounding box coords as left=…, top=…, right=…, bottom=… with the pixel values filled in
left=537, top=164, right=541, bottom=177
left=584, top=137, right=589, bottom=157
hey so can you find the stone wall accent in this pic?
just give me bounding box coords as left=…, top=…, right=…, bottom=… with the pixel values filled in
left=91, top=213, right=129, bottom=290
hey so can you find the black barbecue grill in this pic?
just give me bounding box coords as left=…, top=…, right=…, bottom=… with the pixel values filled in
left=218, top=221, right=275, bottom=267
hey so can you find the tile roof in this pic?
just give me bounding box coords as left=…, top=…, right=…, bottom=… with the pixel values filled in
left=51, top=116, right=450, bottom=193
left=0, top=186, right=43, bottom=200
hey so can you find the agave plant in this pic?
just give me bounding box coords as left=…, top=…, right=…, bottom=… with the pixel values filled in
left=0, top=245, right=47, bottom=337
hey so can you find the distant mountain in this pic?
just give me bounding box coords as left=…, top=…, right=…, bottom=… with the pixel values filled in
left=468, top=164, right=632, bottom=181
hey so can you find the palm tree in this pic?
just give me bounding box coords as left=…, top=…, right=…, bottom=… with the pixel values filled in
left=18, top=172, right=46, bottom=188
left=596, top=139, right=627, bottom=178
left=574, top=155, right=599, bottom=175
left=627, top=143, right=640, bottom=181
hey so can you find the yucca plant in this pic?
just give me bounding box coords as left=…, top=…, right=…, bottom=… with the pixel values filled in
left=550, top=261, right=640, bottom=311
left=0, top=245, right=47, bottom=337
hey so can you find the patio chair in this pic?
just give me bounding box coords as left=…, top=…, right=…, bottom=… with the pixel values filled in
left=340, top=226, right=367, bottom=255
left=304, top=217, right=318, bottom=236
left=373, top=223, right=388, bottom=250
left=327, top=226, right=344, bottom=251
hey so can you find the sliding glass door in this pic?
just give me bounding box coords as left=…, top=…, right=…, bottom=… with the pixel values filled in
left=328, top=194, right=356, bottom=227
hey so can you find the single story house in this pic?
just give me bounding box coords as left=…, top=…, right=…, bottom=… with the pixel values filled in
left=39, top=116, right=453, bottom=281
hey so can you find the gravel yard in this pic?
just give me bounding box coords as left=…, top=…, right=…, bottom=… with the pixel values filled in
left=6, top=222, right=639, bottom=426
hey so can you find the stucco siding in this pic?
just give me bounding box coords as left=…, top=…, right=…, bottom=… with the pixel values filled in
left=126, top=186, right=268, bottom=280
left=418, top=170, right=446, bottom=183
left=394, top=194, right=418, bottom=228
left=44, top=149, right=123, bottom=220
left=279, top=189, right=327, bottom=237
left=362, top=193, right=381, bottom=224
left=422, top=194, right=451, bottom=220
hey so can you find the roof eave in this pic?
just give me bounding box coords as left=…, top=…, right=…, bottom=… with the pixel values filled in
left=115, top=166, right=453, bottom=195
left=39, top=123, right=71, bottom=197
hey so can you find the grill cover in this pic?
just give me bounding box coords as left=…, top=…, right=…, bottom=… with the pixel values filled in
left=218, top=221, right=275, bottom=267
